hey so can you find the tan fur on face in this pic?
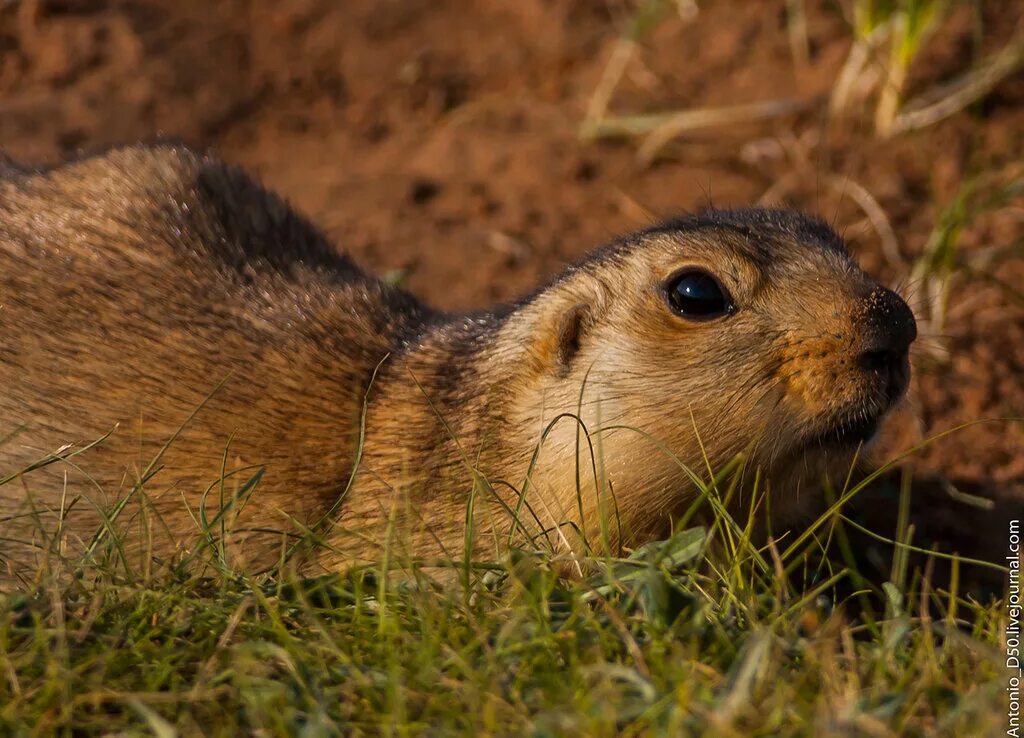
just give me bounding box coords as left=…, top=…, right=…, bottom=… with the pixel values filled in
left=0, top=145, right=914, bottom=583
left=449, top=227, right=897, bottom=555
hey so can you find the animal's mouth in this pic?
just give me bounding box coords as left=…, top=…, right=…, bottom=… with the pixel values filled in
left=805, top=412, right=881, bottom=449
left=800, top=356, right=910, bottom=452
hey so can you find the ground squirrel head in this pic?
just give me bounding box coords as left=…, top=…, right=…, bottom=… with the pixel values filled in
left=501, top=208, right=916, bottom=538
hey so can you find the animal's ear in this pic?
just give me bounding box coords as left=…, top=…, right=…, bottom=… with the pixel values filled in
left=554, top=303, right=592, bottom=377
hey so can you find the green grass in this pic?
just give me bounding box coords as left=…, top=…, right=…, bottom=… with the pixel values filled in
left=0, top=448, right=1012, bottom=736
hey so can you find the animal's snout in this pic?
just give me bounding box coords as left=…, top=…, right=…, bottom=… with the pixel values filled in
left=856, top=286, right=916, bottom=404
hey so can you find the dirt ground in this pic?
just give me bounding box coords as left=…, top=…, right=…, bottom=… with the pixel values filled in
left=0, top=0, right=1021, bottom=574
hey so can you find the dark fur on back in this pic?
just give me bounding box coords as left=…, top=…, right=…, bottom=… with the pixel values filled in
left=0, top=144, right=431, bottom=577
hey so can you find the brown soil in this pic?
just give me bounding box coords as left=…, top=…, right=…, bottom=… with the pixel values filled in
left=1, top=0, right=1021, bottom=571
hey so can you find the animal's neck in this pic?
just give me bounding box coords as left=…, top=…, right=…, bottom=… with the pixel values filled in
left=327, top=310, right=523, bottom=561
left=344, top=300, right=687, bottom=560
left=357, top=309, right=511, bottom=478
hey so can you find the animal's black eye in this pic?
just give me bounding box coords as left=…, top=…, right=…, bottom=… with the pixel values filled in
left=665, top=270, right=734, bottom=320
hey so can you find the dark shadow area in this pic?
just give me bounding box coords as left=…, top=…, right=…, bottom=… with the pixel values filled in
left=839, top=470, right=1017, bottom=603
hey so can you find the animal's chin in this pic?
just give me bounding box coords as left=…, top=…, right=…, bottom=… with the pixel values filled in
left=802, top=405, right=892, bottom=452
left=804, top=414, right=881, bottom=450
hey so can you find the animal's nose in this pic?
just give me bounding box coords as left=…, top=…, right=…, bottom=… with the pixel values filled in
left=856, top=287, right=917, bottom=403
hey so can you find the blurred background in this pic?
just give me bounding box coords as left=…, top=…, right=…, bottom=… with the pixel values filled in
left=0, top=0, right=1021, bottom=574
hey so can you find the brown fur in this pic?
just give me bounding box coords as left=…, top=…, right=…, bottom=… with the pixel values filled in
left=0, top=144, right=915, bottom=583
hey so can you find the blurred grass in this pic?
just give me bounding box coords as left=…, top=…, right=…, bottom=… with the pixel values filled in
left=910, top=173, right=1024, bottom=356
left=583, top=0, right=1024, bottom=148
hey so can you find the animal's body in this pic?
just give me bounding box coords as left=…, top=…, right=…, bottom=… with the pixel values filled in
left=0, top=145, right=916, bottom=583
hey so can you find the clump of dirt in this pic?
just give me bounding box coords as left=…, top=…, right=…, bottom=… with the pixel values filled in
left=0, top=0, right=1020, bottom=566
